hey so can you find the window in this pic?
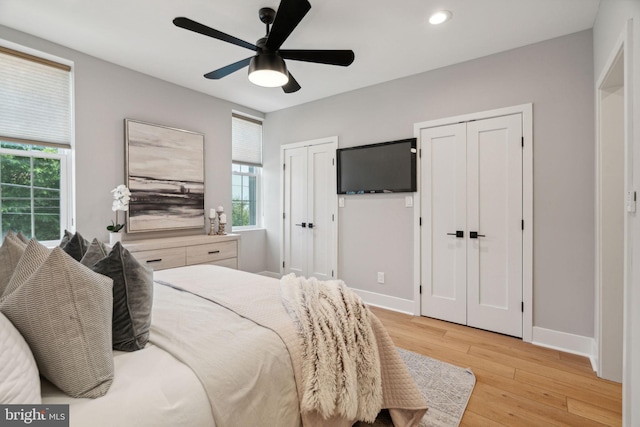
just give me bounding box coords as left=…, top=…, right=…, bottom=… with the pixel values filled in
left=232, top=114, right=262, bottom=229
left=0, top=45, right=73, bottom=243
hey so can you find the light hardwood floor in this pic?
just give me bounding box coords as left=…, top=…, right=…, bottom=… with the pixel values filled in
left=370, top=306, right=622, bottom=427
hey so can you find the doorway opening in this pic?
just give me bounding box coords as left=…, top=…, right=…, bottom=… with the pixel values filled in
left=595, top=45, right=626, bottom=383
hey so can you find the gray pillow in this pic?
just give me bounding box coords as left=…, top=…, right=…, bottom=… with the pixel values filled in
left=0, top=241, right=114, bottom=398
left=60, top=231, right=89, bottom=261
left=80, top=238, right=110, bottom=267
left=59, top=229, right=73, bottom=247
left=0, top=234, right=26, bottom=297
left=91, top=242, right=153, bottom=352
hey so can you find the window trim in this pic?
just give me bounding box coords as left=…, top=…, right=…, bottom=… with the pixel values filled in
left=231, top=163, right=263, bottom=230
left=0, top=40, right=75, bottom=242
left=0, top=144, right=72, bottom=244
left=231, top=112, right=263, bottom=231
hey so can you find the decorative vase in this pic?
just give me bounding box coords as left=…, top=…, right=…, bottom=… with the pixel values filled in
left=109, top=232, right=122, bottom=245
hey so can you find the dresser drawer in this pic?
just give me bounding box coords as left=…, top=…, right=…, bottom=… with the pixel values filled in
left=209, top=257, right=238, bottom=269
left=186, top=241, right=237, bottom=265
left=132, top=247, right=186, bottom=271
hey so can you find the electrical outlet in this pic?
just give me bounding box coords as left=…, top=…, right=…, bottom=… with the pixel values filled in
left=377, top=272, right=385, bottom=284
left=339, top=197, right=345, bottom=208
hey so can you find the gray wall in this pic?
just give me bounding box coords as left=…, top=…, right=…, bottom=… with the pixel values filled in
left=264, top=30, right=596, bottom=337
left=1, top=24, right=599, bottom=338
left=0, top=25, right=267, bottom=273
left=593, top=1, right=640, bottom=424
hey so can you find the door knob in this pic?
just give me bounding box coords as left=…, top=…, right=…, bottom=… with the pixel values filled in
left=446, top=231, right=464, bottom=238
left=295, top=222, right=307, bottom=228
left=469, top=231, right=485, bottom=239
left=308, top=223, right=314, bottom=229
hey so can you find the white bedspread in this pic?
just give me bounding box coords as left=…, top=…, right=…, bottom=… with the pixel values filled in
left=41, top=344, right=214, bottom=427
left=41, top=264, right=426, bottom=427
left=150, top=276, right=301, bottom=427
left=42, top=275, right=300, bottom=427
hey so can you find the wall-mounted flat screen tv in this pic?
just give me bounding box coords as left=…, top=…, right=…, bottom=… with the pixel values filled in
left=337, top=138, right=417, bottom=194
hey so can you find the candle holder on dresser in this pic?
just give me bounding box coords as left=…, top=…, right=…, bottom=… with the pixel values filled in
left=208, top=208, right=219, bottom=235
left=216, top=207, right=227, bottom=235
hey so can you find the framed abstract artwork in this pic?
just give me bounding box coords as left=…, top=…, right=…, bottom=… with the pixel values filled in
left=124, top=119, right=205, bottom=233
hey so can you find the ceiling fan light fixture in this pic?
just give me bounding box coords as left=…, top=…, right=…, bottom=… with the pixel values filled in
left=429, top=10, right=452, bottom=25
left=248, top=54, right=289, bottom=87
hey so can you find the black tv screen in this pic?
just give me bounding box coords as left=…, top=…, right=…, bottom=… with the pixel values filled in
left=337, top=138, right=417, bottom=194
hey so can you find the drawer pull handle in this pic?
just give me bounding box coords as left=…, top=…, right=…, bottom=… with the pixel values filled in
left=208, top=250, right=221, bottom=254
left=146, top=259, right=163, bottom=263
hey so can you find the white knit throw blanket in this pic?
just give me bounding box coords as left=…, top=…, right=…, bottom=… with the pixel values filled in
left=280, top=273, right=382, bottom=423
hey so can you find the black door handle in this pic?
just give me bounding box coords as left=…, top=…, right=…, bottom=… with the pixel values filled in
left=295, top=223, right=307, bottom=228
left=446, top=231, right=464, bottom=238
left=308, top=223, right=314, bottom=229
left=469, top=231, right=486, bottom=239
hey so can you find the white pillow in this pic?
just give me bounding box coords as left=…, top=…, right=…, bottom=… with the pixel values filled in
left=0, top=312, right=41, bottom=404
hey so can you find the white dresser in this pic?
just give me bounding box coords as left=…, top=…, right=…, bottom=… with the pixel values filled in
left=122, top=234, right=241, bottom=271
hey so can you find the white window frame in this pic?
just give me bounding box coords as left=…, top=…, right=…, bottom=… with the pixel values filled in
left=231, top=113, right=263, bottom=230
left=0, top=40, right=75, bottom=243
left=231, top=163, right=263, bottom=230
left=0, top=144, right=72, bottom=245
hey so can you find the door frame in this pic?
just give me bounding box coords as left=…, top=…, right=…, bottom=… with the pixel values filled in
left=594, top=20, right=633, bottom=387
left=413, top=103, right=533, bottom=342
left=280, top=136, right=339, bottom=278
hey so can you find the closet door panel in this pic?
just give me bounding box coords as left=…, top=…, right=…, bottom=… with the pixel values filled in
left=420, top=123, right=467, bottom=324
left=307, top=143, right=335, bottom=280
left=467, top=114, right=523, bottom=337
left=283, top=146, right=308, bottom=276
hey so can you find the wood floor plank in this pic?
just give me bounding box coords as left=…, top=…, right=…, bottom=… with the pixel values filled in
left=567, top=398, right=622, bottom=426
left=369, top=307, right=622, bottom=426
left=472, top=367, right=568, bottom=411
left=468, top=383, right=609, bottom=427
left=468, top=344, right=600, bottom=379
left=390, top=334, right=516, bottom=379
left=515, top=370, right=623, bottom=415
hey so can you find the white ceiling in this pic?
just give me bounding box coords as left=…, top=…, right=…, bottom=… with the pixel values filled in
left=0, top=0, right=600, bottom=113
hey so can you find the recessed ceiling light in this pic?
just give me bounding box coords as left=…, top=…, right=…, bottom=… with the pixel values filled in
left=429, top=10, right=452, bottom=25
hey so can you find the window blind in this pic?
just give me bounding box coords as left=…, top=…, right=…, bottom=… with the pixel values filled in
left=0, top=46, right=72, bottom=149
left=232, top=113, right=262, bottom=166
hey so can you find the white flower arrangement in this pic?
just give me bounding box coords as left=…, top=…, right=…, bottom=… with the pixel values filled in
left=107, top=184, right=131, bottom=233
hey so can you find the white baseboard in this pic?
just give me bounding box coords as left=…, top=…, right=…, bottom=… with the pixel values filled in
left=351, top=288, right=415, bottom=314
left=258, top=271, right=281, bottom=279
left=532, top=326, right=597, bottom=371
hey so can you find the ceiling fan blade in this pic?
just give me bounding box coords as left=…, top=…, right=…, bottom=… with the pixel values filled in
left=282, top=73, right=301, bottom=93
left=265, top=0, right=311, bottom=51
left=173, top=17, right=257, bottom=51
left=280, top=49, right=355, bottom=66
left=204, top=57, right=253, bottom=80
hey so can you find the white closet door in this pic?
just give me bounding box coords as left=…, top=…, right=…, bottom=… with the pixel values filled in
left=283, top=146, right=308, bottom=276
left=420, top=123, right=467, bottom=324
left=282, top=140, right=337, bottom=279
left=466, top=114, right=523, bottom=337
left=306, top=143, right=336, bottom=280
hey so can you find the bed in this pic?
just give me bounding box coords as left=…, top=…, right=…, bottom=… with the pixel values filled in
left=1, top=233, right=427, bottom=427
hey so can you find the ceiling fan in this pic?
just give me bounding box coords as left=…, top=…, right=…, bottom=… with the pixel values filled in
left=173, top=0, right=355, bottom=93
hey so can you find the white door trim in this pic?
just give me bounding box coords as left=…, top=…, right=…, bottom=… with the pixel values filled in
left=594, top=18, right=633, bottom=418
left=413, top=103, right=533, bottom=342
left=280, top=136, right=339, bottom=278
